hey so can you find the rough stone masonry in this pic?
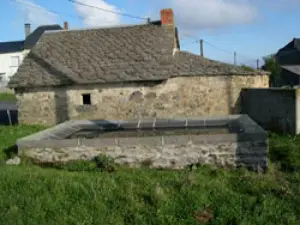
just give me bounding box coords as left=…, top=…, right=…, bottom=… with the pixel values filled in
left=16, top=75, right=269, bottom=126
left=17, top=116, right=269, bottom=172
left=22, top=138, right=268, bottom=171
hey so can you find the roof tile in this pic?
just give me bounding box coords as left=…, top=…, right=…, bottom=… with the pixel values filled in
left=9, top=23, right=267, bottom=88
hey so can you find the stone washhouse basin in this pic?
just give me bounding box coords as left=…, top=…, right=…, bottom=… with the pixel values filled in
left=16, top=115, right=268, bottom=171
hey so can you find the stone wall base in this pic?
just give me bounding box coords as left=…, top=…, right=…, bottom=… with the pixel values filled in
left=21, top=140, right=268, bottom=172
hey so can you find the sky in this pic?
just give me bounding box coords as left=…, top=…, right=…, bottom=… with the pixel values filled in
left=1, top=0, right=300, bottom=67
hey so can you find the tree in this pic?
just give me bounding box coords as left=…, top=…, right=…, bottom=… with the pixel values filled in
left=261, top=54, right=282, bottom=87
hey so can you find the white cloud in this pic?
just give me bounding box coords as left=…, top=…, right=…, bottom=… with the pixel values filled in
left=167, top=0, right=257, bottom=34
left=15, top=0, right=59, bottom=26
left=73, top=0, right=122, bottom=27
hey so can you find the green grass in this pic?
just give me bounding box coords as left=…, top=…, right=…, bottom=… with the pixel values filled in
left=0, top=93, right=17, bottom=102
left=0, top=126, right=300, bottom=225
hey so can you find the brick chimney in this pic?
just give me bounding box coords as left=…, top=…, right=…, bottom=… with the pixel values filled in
left=24, top=23, right=31, bottom=38
left=64, top=21, right=69, bottom=30
left=160, top=8, right=180, bottom=54
left=160, top=8, right=174, bottom=26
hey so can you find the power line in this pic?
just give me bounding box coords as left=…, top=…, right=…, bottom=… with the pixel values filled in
left=180, top=33, right=259, bottom=62
left=238, top=54, right=257, bottom=62
left=203, top=40, right=233, bottom=55
left=181, top=34, right=233, bottom=55
left=180, top=40, right=198, bottom=47
left=181, top=34, right=198, bottom=41
left=68, top=0, right=148, bottom=20
left=11, top=0, right=84, bottom=20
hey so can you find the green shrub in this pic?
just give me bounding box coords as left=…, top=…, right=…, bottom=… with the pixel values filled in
left=269, top=133, right=300, bottom=172
left=94, top=154, right=116, bottom=172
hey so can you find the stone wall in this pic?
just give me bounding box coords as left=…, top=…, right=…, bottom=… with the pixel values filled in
left=20, top=136, right=268, bottom=171
left=241, top=88, right=300, bottom=135
left=16, top=75, right=269, bottom=125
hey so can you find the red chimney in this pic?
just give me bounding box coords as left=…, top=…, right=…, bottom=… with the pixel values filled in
left=64, top=21, right=69, bottom=30
left=160, top=9, right=179, bottom=53
left=160, top=8, right=174, bottom=26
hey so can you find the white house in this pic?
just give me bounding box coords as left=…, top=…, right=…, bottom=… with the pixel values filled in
left=0, top=23, right=63, bottom=87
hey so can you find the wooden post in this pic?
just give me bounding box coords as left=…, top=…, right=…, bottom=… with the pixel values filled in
left=200, top=39, right=204, bottom=57
left=234, top=52, right=237, bottom=66
left=7, top=109, right=12, bottom=126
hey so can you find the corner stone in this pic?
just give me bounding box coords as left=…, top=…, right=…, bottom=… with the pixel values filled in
left=6, top=156, right=21, bottom=165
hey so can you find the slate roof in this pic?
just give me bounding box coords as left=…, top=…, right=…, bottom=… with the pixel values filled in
left=24, top=24, right=63, bottom=49
left=281, top=65, right=300, bottom=76
left=8, top=22, right=266, bottom=88
left=276, top=38, right=300, bottom=65
left=0, top=41, right=24, bottom=54
left=277, top=38, right=300, bottom=53
left=0, top=25, right=62, bottom=54
left=171, top=51, right=260, bottom=76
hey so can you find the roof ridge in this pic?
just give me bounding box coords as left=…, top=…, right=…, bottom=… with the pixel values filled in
left=175, top=50, right=269, bottom=74
left=36, top=24, right=62, bottom=28
left=44, top=21, right=161, bottom=34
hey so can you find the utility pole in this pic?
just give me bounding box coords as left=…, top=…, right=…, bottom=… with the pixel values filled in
left=200, top=39, right=204, bottom=57
left=256, top=59, right=259, bottom=70
left=234, top=52, right=237, bottom=66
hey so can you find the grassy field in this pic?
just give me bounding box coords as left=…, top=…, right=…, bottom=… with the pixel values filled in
left=0, top=92, right=17, bottom=102
left=0, top=126, right=299, bottom=225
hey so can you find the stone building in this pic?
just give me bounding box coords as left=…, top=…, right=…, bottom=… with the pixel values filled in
left=9, top=9, right=269, bottom=126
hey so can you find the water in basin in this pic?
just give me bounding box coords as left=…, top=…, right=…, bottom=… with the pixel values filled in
left=68, top=126, right=231, bottom=139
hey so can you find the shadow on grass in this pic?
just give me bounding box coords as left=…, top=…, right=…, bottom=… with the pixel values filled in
left=4, top=145, right=18, bottom=159
left=27, top=155, right=117, bottom=173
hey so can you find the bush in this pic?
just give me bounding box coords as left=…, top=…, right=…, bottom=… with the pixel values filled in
left=269, top=133, right=300, bottom=172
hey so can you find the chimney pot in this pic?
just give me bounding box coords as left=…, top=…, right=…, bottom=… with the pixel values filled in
left=64, top=21, right=69, bottom=30
left=160, top=8, right=174, bottom=26
left=24, top=23, right=31, bottom=38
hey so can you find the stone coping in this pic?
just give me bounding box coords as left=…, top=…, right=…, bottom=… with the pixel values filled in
left=17, top=115, right=267, bottom=149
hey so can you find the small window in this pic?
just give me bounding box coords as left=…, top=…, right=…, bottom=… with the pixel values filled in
left=10, top=56, right=20, bottom=67
left=82, top=93, right=91, bottom=105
